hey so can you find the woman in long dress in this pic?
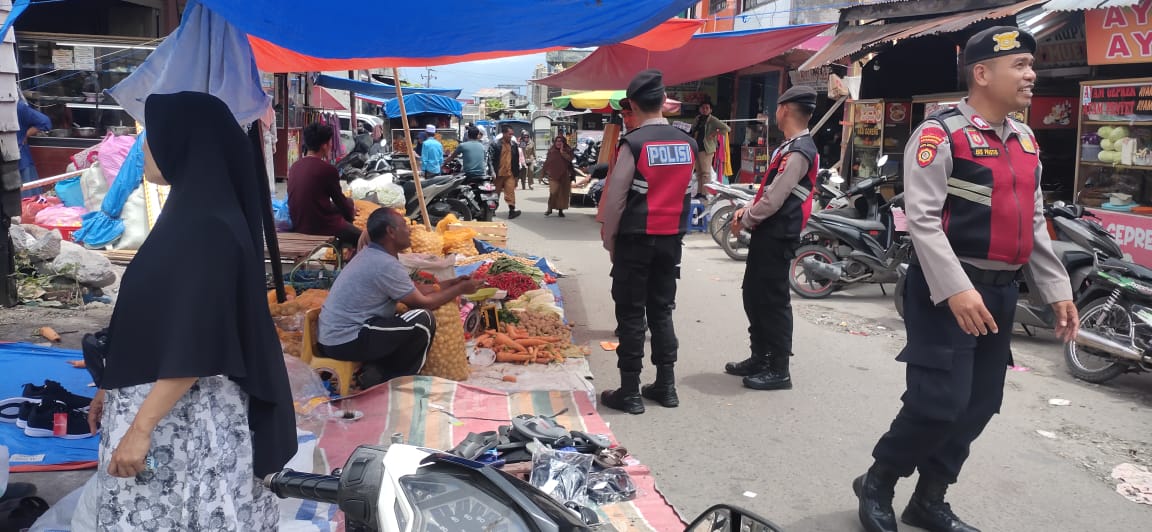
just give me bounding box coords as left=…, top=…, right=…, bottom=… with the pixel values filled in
left=87, top=92, right=297, bottom=531
left=544, top=135, right=575, bottom=217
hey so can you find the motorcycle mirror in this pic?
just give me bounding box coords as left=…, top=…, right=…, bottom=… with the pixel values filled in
left=876, top=155, right=889, bottom=168
left=687, top=505, right=782, bottom=532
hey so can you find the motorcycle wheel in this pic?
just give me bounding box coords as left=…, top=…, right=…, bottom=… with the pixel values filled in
left=789, top=244, right=839, bottom=299
left=710, top=205, right=734, bottom=246
left=718, top=225, right=749, bottom=261
left=1064, top=297, right=1130, bottom=384
left=894, top=271, right=906, bottom=319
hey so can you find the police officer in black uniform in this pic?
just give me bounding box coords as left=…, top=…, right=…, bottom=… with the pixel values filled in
left=854, top=27, right=1079, bottom=532
left=725, top=86, right=820, bottom=390
left=599, top=70, right=698, bottom=414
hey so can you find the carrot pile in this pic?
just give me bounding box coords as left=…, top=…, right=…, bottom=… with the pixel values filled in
left=475, top=325, right=568, bottom=365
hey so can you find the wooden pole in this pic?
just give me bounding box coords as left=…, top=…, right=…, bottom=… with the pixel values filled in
left=393, top=67, right=432, bottom=229
left=348, top=70, right=357, bottom=139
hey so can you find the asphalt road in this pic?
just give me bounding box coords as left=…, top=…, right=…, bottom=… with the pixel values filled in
left=505, top=187, right=1152, bottom=531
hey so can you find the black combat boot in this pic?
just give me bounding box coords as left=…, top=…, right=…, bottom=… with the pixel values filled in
left=742, top=354, right=792, bottom=390
left=724, top=354, right=770, bottom=376
left=853, top=462, right=900, bottom=532
left=641, top=364, right=679, bottom=408
left=901, top=475, right=981, bottom=532
left=601, top=371, right=645, bottom=414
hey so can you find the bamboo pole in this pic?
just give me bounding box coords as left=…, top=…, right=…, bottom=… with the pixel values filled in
left=393, top=67, right=432, bottom=229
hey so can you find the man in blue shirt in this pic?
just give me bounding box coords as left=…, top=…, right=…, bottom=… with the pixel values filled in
left=17, top=101, right=52, bottom=198
left=420, top=125, right=444, bottom=178
left=446, top=127, right=487, bottom=177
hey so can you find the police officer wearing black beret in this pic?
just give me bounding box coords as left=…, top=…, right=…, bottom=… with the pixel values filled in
left=854, top=27, right=1079, bottom=532
left=599, top=69, right=698, bottom=414
left=725, top=85, right=820, bottom=391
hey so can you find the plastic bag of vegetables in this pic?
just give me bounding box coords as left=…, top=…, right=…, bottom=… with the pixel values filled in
left=408, top=226, right=445, bottom=255
left=421, top=298, right=470, bottom=381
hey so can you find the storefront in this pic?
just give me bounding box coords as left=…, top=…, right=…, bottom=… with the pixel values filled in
left=1067, top=3, right=1152, bottom=263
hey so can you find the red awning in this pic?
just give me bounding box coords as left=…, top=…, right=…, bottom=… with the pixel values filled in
left=535, top=23, right=833, bottom=90
left=251, top=19, right=705, bottom=73
left=311, top=86, right=346, bottom=110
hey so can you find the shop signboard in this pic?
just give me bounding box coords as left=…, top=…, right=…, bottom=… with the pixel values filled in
left=1085, top=0, right=1152, bottom=65
left=789, top=66, right=832, bottom=92
left=883, top=102, right=911, bottom=153
left=853, top=102, right=883, bottom=149
left=1080, top=82, right=1152, bottom=121
left=1029, top=96, right=1078, bottom=130
left=1089, top=208, right=1152, bottom=266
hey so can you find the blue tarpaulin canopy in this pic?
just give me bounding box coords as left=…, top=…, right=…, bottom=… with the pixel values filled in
left=314, top=75, right=461, bottom=100
left=199, top=0, right=698, bottom=60
left=382, top=94, right=463, bottom=118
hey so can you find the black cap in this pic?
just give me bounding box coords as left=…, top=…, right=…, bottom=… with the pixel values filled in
left=964, top=26, right=1036, bottom=64
left=778, top=86, right=817, bottom=108
left=625, top=69, right=665, bottom=106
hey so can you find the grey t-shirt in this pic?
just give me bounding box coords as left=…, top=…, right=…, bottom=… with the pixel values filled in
left=319, top=244, right=415, bottom=345
left=457, top=141, right=487, bottom=176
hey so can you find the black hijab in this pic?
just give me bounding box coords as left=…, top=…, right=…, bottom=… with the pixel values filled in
left=103, top=92, right=297, bottom=477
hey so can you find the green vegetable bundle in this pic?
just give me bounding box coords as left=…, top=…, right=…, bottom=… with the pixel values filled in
left=488, top=257, right=544, bottom=283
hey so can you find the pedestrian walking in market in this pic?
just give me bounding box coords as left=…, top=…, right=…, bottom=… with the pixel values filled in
left=88, top=92, right=297, bottom=530
left=724, top=86, right=820, bottom=391
left=599, top=69, right=697, bottom=415
left=519, top=130, right=536, bottom=190
left=853, top=27, right=1078, bottom=532
left=489, top=125, right=522, bottom=219
left=544, top=133, right=576, bottom=217
left=689, top=96, right=730, bottom=199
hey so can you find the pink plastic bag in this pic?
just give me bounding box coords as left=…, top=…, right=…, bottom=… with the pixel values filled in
left=97, top=133, right=138, bottom=186
left=34, top=205, right=87, bottom=227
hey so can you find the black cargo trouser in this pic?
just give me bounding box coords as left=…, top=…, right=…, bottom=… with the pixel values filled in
left=611, top=234, right=683, bottom=372
left=872, top=264, right=1018, bottom=483
left=743, top=229, right=796, bottom=357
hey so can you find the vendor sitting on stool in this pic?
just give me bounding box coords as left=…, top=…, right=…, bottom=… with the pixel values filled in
left=287, top=123, right=362, bottom=249
left=318, top=209, right=484, bottom=388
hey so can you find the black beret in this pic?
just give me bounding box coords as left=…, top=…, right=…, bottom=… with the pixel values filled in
left=778, top=86, right=817, bottom=108
left=964, top=26, right=1036, bottom=64
left=626, top=69, right=665, bottom=104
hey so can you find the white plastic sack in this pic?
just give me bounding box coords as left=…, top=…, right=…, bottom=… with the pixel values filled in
left=349, top=174, right=405, bottom=208
left=399, top=252, right=457, bottom=281
left=79, top=164, right=109, bottom=213
left=113, top=186, right=149, bottom=250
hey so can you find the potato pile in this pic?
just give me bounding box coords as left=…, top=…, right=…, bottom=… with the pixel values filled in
left=420, top=300, right=470, bottom=381
left=409, top=226, right=444, bottom=255
left=268, top=288, right=330, bottom=358
left=519, top=310, right=571, bottom=340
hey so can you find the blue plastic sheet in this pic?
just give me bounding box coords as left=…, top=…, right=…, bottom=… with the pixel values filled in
left=314, top=75, right=461, bottom=99
left=0, top=343, right=98, bottom=469
left=197, top=0, right=697, bottom=59
left=383, top=94, right=464, bottom=118
left=73, top=132, right=147, bottom=248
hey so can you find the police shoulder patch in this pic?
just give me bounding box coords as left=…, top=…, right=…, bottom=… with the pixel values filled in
left=916, top=125, right=946, bottom=168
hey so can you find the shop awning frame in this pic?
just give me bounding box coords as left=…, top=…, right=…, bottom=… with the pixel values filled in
left=313, top=74, right=462, bottom=99
left=799, top=0, right=1049, bottom=71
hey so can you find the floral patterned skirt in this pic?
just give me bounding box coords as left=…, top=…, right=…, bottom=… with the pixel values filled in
left=95, top=376, right=279, bottom=531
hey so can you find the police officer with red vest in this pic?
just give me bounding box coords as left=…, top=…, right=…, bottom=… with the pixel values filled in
left=725, top=86, right=819, bottom=391
left=599, top=69, right=698, bottom=414
left=854, top=27, right=1078, bottom=532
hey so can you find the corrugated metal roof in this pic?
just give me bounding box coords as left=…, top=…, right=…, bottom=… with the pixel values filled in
left=800, top=0, right=1051, bottom=71
left=1043, top=0, right=1141, bottom=12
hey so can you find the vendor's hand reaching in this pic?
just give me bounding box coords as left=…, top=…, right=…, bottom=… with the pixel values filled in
left=458, top=278, right=485, bottom=295
left=108, top=425, right=152, bottom=478
left=87, top=389, right=105, bottom=435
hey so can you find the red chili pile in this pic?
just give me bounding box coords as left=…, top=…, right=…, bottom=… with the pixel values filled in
left=482, top=272, right=539, bottom=299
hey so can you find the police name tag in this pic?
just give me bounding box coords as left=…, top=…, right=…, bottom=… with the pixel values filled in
left=972, top=147, right=1001, bottom=157
left=646, top=143, right=694, bottom=166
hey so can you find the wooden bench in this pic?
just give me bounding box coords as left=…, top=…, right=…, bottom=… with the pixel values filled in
left=268, top=233, right=338, bottom=265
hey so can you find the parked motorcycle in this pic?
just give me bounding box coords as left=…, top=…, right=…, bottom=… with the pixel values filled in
left=788, top=156, right=910, bottom=298
left=397, top=173, right=473, bottom=224
left=893, top=201, right=1125, bottom=331
left=1064, top=257, right=1152, bottom=383
left=704, top=182, right=756, bottom=248
left=266, top=443, right=783, bottom=532
left=456, top=173, right=500, bottom=221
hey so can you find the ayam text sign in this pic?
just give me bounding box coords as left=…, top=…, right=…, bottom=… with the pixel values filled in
left=1085, top=0, right=1152, bottom=65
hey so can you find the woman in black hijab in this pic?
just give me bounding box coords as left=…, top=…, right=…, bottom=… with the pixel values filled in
left=87, top=92, right=296, bottom=530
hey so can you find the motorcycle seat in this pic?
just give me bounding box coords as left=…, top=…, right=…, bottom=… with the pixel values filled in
left=421, top=175, right=456, bottom=187
left=1102, top=258, right=1152, bottom=283
left=815, top=213, right=886, bottom=232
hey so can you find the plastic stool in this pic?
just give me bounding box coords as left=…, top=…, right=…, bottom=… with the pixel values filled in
left=302, top=308, right=360, bottom=397
left=687, top=200, right=708, bottom=233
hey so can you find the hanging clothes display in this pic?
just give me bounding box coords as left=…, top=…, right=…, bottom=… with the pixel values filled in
left=299, top=110, right=346, bottom=164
